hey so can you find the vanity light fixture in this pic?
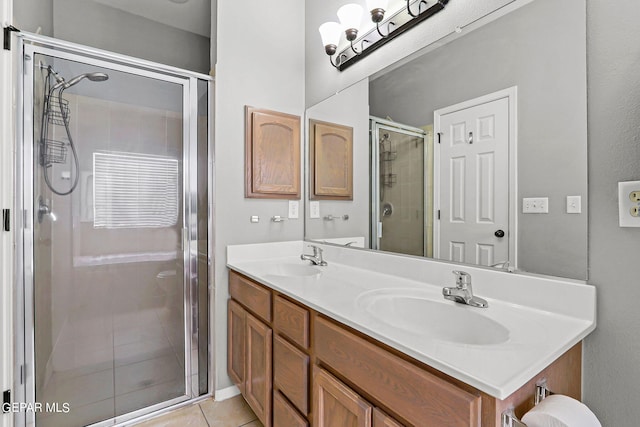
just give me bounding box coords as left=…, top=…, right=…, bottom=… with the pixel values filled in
left=367, top=0, right=395, bottom=38
left=406, top=0, right=428, bottom=17
left=337, top=4, right=365, bottom=55
left=320, top=0, right=449, bottom=71
left=318, top=22, right=343, bottom=67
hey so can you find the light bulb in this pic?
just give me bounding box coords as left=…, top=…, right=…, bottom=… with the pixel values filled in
left=337, top=3, right=363, bottom=31
left=366, top=0, right=388, bottom=12
left=318, top=22, right=342, bottom=48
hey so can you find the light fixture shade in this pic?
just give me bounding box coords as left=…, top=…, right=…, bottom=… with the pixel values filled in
left=366, top=0, right=388, bottom=11
left=337, top=3, right=363, bottom=31
left=319, top=22, right=343, bottom=47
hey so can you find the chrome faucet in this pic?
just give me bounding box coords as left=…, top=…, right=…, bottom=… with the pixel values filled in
left=442, top=271, right=488, bottom=308
left=300, top=245, right=327, bottom=266
left=491, top=260, right=514, bottom=272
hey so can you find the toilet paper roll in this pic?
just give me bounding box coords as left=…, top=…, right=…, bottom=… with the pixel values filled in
left=521, top=395, right=601, bottom=427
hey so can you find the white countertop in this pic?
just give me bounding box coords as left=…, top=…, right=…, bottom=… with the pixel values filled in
left=227, top=241, right=596, bottom=400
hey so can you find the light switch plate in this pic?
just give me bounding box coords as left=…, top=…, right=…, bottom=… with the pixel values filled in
left=566, top=196, right=581, bottom=214
left=619, top=181, right=640, bottom=227
left=523, top=197, right=549, bottom=214
left=309, top=201, right=320, bottom=219
left=288, top=201, right=299, bottom=219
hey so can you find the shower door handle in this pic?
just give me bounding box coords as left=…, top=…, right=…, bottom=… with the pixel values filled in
left=181, top=227, right=188, bottom=251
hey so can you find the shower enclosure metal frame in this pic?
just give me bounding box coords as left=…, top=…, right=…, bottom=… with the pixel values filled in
left=13, top=33, right=213, bottom=427
left=370, top=116, right=428, bottom=255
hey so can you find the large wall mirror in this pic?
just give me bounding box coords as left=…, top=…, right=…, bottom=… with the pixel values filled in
left=304, top=0, right=588, bottom=280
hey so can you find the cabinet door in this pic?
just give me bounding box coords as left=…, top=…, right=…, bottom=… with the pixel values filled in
left=274, top=334, right=309, bottom=414
left=373, top=408, right=404, bottom=427
left=274, top=391, right=309, bottom=427
left=227, top=300, right=246, bottom=393
left=245, top=106, right=301, bottom=198
left=245, top=312, right=273, bottom=427
left=313, top=366, right=372, bottom=427
left=309, top=120, right=353, bottom=200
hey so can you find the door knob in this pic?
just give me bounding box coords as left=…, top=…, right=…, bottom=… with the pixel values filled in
left=494, top=229, right=505, bottom=238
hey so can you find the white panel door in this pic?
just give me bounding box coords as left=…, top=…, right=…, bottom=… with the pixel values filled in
left=436, top=97, right=510, bottom=266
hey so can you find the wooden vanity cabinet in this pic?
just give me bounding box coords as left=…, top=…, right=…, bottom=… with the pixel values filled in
left=313, top=366, right=373, bottom=427
left=314, top=316, right=481, bottom=427
left=227, top=300, right=246, bottom=393
left=275, top=391, right=309, bottom=427
left=373, top=409, right=404, bottom=427
left=228, top=272, right=273, bottom=427
left=245, top=313, right=273, bottom=425
left=228, top=269, right=582, bottom=427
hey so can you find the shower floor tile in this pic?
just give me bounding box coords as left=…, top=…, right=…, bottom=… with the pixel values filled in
left=40, top=368, right=114, bottom=408
left=114, top=337, right=175, bottom=367
left=115, top=354, right=183, bottom=396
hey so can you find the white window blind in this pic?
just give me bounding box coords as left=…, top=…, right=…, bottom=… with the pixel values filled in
left=93, top=152, right=179, bottom=229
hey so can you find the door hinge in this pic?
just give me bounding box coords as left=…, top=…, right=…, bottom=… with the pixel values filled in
left=2, top=390, right=10, bottom=413
left=2, top=209, right=9, bottom=232
left=437, top=132, right=442, bottom=144
left=437, top=210, right=441, bottom=220
left=3, top=25, right=20, bottom=51
left=20, top=365, right=25, bottom=385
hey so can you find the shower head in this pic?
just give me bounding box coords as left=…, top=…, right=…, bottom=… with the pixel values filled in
left=52, top=72, right=109, bottom=90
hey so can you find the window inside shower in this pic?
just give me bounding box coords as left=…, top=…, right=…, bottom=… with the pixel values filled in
left=20, top=46, right=209, bottom=427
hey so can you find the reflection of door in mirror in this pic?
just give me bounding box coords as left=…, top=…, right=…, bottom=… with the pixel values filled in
left=434, top=89, right=514, bottom=268
left=371, top=118, right=428, bottom=257
left=434, top=88, right=516, bottom=267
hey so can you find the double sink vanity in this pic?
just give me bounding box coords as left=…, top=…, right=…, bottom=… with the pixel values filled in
left=226, top=241, right=596, bottom=427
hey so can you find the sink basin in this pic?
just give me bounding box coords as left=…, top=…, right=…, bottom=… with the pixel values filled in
left=263, top=263, right=322, bottom=279
left=357, top=289, right=510, bottom=345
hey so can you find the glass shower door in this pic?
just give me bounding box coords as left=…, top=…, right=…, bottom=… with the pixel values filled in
left=371, top=120, right=429, bottom=257
left=26, top=49, right=194, bottom=427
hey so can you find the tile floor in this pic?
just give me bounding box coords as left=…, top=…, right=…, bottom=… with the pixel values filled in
left=133, top=395, right=262, bottom=427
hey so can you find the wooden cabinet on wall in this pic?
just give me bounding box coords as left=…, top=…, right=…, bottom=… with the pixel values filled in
left=227, top=269, right=582, bottom=427
left=245, top=106, right=301, bottom=199
left=309, top=119, right=353, bottom=200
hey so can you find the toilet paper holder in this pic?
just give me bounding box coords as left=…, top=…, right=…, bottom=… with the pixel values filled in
left=502, top=379, right=553, bottom=427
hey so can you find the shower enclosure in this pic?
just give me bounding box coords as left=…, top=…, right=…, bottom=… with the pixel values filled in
left=15, top=34, right=212, bottom=427
left=370, top=117, right=429, bottom=257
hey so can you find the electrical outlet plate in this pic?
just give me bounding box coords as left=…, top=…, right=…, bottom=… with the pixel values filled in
left=288, top=200, right=299, bottom=219
left=309, top=201, right=320, bottom=219
left=619, top=181, right=640, bottom=227
left=566, top=195, right=581, bottom=214
left=523, top=197, right=549, bottom=214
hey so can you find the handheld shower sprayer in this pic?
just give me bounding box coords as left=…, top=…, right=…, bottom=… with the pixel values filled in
left=51, top=71, right=109, bottom=91
left=41, top=66, right=110, bottom=196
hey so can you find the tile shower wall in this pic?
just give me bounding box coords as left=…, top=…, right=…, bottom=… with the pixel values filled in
left=379, top=131, right=425, bottom=257
left=36, top=93, right=186, bottom=426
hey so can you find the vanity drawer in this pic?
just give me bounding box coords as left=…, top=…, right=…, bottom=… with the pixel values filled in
left=274, top=295, right=310, bottom=349
left=274, top=391, right=309, bottom=427
left=229, top=270, right=272, bottom=323
left=314, top=316, right=481, bottom=427
left=274, top=334, right=309, bottom=414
